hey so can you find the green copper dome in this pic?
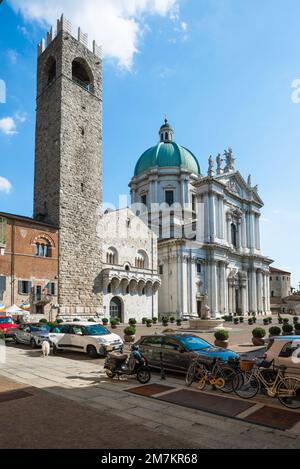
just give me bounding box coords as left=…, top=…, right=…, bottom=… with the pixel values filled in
left=134, top=120, right=201, bottom=177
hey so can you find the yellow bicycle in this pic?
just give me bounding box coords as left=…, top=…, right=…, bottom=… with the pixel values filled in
left=197, top=369, right=225, bottom=391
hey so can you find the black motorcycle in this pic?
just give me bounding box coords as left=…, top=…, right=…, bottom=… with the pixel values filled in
left=104, top=346, right=151, bottom=384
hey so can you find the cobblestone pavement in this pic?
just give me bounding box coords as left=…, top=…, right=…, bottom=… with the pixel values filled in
left=0, top=344, right=299, bottom=449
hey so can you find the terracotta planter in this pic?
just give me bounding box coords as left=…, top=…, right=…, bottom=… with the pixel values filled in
left=252, top=337, right=265, bottom=346
left=214, top=339, right=229, bottom=349
left=124, top=334, right=135, bottom=343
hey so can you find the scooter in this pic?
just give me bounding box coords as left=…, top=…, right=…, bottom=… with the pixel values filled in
left=104, top=345, right=151, bottom=384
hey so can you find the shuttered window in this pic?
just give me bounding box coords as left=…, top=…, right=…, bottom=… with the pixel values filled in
left=0, top=218, right=6, bottom=245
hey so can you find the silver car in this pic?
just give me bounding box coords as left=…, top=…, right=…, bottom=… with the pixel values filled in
left=14, top=323, right=51, bottom=349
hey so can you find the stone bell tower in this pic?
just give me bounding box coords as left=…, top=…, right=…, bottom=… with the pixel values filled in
left=34, top=15, right=103, bottom=316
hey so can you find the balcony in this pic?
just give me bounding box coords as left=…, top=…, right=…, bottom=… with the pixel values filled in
left=101, top=268, right=161, bottom=295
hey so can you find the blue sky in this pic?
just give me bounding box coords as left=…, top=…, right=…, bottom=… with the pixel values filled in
left=0, top=0, right=299, bottom=287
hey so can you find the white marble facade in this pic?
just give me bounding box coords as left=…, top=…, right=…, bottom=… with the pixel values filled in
left=101, top=208, right=160, bottom=322
left=129, top=124, right=272, bottom=318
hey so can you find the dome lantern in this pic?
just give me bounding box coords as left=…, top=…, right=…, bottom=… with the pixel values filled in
left=159, top=118, right=174, bottom=143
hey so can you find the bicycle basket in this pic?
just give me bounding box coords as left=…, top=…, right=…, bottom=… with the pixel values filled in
left=240, top=360, right=255, bottom=372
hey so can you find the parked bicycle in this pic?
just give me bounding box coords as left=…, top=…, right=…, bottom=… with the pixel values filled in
left=232, top=359, right=300, bottom=409
left=197, top=368, right=225, bottom=391
left=186, top=357, right=238, bottom=393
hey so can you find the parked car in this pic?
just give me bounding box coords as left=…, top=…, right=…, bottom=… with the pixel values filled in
left=49, top=322, right=124, bottom=358
left=0, top=316, right=19, bottom=339
left=136, top=333, right=239, bottom=373
left=265, top=335, right=300, bottom=375
left=14, top=323, right=51, bottom=348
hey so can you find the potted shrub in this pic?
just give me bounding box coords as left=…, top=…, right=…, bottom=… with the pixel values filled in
left=214, top=329, right=229, bottom=348
left=176, top=319, right=182, bottom=326
left=269, top=326, right=281, bottom=337
left=268, top=317, right=272, bottom=324
left=162, top=318, right=169, bottom=327
left=248, top=318, right=253, bottom=326
left=123, top=326, right=136, bottom=342
left=88, top=318, right=96, bottom=322
left=263, top=318, right=269, bottom=326
left=39, top=318, right=48, bottom=324
left=239, top=317, right=244, bottom=323
left=282, top=324, right=294, bottom=335
left=102, top=318, right=109, bottom=326
left=170, top=317, right=175, bottom=324
left=128, top=318, right=137, bottom=327
left=110, top=319, right=118, bottom=329
left=153, top=317, right=158, bottom=325
left=253, top=316, right=257, bottom=324
left=293, top=316, right=299, bottom=324
left=146, top=319, right=152, bottom=328
left=142, top=317, right=148, bottom=325
left=234, top=318, right=239, bottom=325
left=278, top=317, right=283, bottom=325
left=252, top=327, right=266, bottom=346
left=283, top=318, right=289, bottom=324
left=73, top=318, right=80, bottom=322
left=56, top=318, right=64, bottom=324
left=295, top=323, right=300, bottom=334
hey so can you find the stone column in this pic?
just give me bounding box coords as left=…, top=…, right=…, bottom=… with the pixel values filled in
left=241, top=212, right=247, bottom=248
left=262, top=272, right=267, bottom=314
left=209, top=192, right=216, bottom=244
left=228, top=278, right=233, bottom=314
left=249, top=269, right=257, bottom=314
left=240, top=272, right=248, bottom=316
left=226, top=214, right=232, bottom=245
left=265, top=272, right=271, bottom=313
left=219, top=262, right=226, bottom=315
left=208, top=261, right=218, bottom=318
left=257, top=270, right=263, bottom=313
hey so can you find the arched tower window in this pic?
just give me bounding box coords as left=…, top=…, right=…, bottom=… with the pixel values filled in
left=72, top=58, right=94, bottom=92
left=106, top=247, right=118, bottom=265
left=44, top=56, right=56, bottom=88
left=231, top=223, right=237, bottom=247
left=35, top=238, right=52, bottom=258
left=135, top=250, right=149, bottom=270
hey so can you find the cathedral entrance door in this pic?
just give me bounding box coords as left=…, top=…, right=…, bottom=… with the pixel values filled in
left=110, top=297, right=123, bottom=322
left=197, top=301, right=202, bottom=318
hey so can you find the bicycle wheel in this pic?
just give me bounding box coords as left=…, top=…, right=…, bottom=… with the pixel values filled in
left=277, top=377, right=300, bottom=409
left=218, top=365, right=237, bottom=394
left=185, top=362, right=205, bottom=387
left=232, top=372, right=260, bottom=399
left=186, top=363, right=196, bottom=387
left=197, top=371, right=207, bottom=391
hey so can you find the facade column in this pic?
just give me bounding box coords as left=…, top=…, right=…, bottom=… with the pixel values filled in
left=262, top=272, right=267, bottom=314
left=219, top=262, right=227, bottom=315
left=265, top=272, right=271, bottom=314
left=228, top=278, right=234, bottom=315
left=240, top=272, right=248, bottom=316
left=241, top=212, right=247, bottom=248
left=208, top=261, right=218, bottom=318
left=208, top=192, right=216, bottom=244
left=257, top=270, right=263, bottom=313
left=249, top=269, right=257, bottom=314
left=226, top=214, right=232, bottom=245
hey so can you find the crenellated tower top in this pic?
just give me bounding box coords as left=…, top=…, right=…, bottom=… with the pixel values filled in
left=38, top=14, right=102, bottom=59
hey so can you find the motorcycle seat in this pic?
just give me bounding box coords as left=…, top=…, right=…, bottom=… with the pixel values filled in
left=109, top=353, right=128, bottom=361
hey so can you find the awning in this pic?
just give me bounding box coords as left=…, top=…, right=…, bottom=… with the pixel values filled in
left=0, top=304, right=5, bottom=313
left=20, top=303, right=31, bottom=311
left=6, top=304, right=24, bottom=315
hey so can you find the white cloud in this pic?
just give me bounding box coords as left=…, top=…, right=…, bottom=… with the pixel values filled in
left=8, top=0, right=180, bottom=69
left=7, top=49, right=18, bottom=64
left=0, top=177, right=12, bottom=194
left=15, top=112, right=28, bottom=123
left=0, top=117, right=18, bottom=135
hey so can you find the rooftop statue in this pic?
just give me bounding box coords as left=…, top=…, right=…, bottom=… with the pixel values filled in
left=224, top=147, right=235, bottom=172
